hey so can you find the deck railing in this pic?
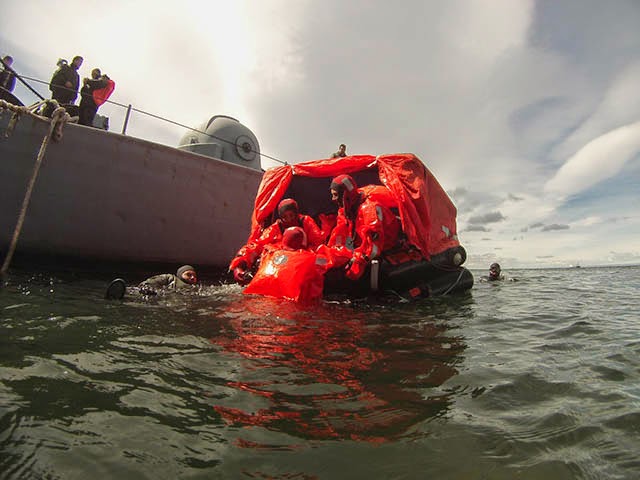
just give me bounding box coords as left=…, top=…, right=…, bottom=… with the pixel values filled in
left=0, top=58, right=285, bottom=165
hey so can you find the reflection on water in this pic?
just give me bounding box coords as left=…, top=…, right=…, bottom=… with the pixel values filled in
left=211, top=297, right=465, bottom=443
left=1, top=266, right=640, bottom=479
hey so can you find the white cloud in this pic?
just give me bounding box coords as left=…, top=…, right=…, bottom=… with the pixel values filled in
left=551, top=61, right=640, bottom=163
left=545, top=121, right=640, bottom=198
left=571, top=216, right=604, bottom=228
left=1, top=0, right=307, bottom=146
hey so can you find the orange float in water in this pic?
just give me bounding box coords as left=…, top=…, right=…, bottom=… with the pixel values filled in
left=243, top=245, right=328, bottom=304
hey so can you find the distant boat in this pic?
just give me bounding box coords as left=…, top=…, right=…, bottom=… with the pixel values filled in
left=1, top=90, right=263, bottom=268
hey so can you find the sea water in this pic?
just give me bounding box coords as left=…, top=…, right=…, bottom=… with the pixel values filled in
left=1, top=265, right=639, bottom=479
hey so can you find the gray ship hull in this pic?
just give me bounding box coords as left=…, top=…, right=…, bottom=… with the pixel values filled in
left=0, top=113, right=263, bottom=268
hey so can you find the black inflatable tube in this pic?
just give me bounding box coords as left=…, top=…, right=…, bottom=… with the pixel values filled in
left=323, top=257, right=474, bottom=300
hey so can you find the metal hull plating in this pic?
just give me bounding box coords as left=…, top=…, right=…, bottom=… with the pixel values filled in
left=0, top=114, right=263, bottom=267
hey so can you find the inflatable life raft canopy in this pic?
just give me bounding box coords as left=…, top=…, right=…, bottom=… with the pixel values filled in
left=247, top=153, right=463, bottom=262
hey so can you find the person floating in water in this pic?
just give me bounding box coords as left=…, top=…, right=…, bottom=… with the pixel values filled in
left=480, top=263, right=517, bottom=282
left=331, top=143, right=347, bottom=158
left=105, top=265, right=198, bottom=299
left=488, top=262, right=504, bottom=281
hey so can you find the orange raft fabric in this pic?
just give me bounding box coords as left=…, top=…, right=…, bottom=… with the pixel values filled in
left=247, top=154, right=460, bottom=260
left=92, top=79, right=116, bottom=106
left=243, top=247, right=327, bottom=304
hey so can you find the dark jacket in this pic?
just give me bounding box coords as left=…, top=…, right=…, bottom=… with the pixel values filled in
left=138, top=274, right=191, bottom=292
left=80, top=77, right=108, bottom=105
left=50, top=64, right=80, bottom=104
left=0, top=68, right=16, bottom=92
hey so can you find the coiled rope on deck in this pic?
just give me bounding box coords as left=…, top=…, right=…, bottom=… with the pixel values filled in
left=0, top=100, right=70, bottom=278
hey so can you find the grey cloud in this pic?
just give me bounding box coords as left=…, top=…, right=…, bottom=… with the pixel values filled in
left=606, top=216, right=632, bottom=223
left=529, top=222, right=544, bottom=229
left=447, top=187, right=468, bottom=199
left=507, top=193, right=524, bottom=202
left=247, top=1, right=543, bottom=184
left=466, top=225, right=490, bottom=232
left=448, top=187, right=502, bottom=214
left=468, top=211, right=506, bottom=224
left=542, top=223, right=570, bottom=231
left=510, top=96, right=569, bottom=132
left=531, top=1, right=640, bottom=78
left=607, top=251, right=640, bottom=263
left=249, top=2, right=463, bottom=164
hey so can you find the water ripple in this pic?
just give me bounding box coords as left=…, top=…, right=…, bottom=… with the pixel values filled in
left=1, top=266, right=639, bottom=478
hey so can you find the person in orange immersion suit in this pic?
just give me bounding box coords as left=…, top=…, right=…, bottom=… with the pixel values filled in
left=243, top=226, right=329, bottom=303
left=229, top=198, right=324, bottom=286
left=327, top=174, right=401, bottom=280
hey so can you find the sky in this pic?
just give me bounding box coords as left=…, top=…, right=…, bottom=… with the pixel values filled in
left=2, top=0, right=639, bottom=268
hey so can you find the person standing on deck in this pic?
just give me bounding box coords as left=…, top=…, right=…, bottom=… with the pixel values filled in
left=49, top=55, right=83, bottom=105
left=0, top=55, right=16, bottom=96
left=79, top=68, right=115, bottom=127
left=331, top=143, right=347, bottom=158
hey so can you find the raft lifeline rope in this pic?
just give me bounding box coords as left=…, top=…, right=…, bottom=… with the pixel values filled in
left=0, top=100, right=70, bottom=278
left=440, top=268, right=466, bottom=296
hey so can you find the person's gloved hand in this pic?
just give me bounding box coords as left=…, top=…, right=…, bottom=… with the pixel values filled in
left=229, top=256, right=247, bottom=271
left=233, top=267, right=251, bottom=286
left=345, top=253, right=368, bottom=280
left=318, top=213, right=337, bottom=237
